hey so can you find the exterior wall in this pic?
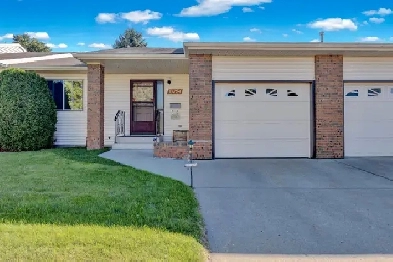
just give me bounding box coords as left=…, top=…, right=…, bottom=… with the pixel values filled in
left=87, top=64, right=105, bottom=149
left=212, top=56, right=315, bottom=80
left=154, top=142, right=188, bottom=159
left=104, top=74, right=189, bottom=146
left=188, top=54, right=213, bottom=159
left=315, top=55, right=344, bottom=158
left=35, top=71, right=88, bottom=146
left=344, top=57, right=393, bottom=80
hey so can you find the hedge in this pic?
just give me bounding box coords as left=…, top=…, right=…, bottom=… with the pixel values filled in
left=0, top=68, right=57, bottom=151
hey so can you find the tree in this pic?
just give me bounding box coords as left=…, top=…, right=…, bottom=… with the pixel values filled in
left=13, top=34, right=52, bottom=52
left=0, top=68, right=57, bottom=151
left=113, top=28, right=147, bottom=48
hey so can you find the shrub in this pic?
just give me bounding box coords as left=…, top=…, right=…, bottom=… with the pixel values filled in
left=0, top=68, right=57, bottom=151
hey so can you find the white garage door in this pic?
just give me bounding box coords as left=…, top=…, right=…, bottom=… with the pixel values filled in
left=344, top=84, right=393, bottom=157
left=214, top=83, right=311, bottom=158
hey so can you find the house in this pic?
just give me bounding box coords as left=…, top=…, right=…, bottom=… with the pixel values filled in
left=1, top=42, right=393, bottom=160
left=0, top=43, right=26, bottom=53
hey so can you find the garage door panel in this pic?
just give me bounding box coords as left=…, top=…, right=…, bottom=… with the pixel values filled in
left=215, top=139, right=310, bottom=158
left=345, top=85, right=393, bottom=156
left=215, top=102, right=310, bottom=121
left=214, top=83, right=311, bottom=158
left=215, top=120, right=310, bottom=140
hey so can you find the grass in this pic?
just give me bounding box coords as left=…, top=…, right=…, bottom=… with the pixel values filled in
left=0, top=148, right=207, bottom=261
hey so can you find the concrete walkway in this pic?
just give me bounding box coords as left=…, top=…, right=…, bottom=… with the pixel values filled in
left=100, top=149, right=192, bottom=185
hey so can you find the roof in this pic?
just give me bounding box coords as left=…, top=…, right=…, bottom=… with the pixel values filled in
left=183, top=42, right=393, bottom=57
left=0, top=43, right=26, bottom=53
left=0, top=52, right=85, bottom=70
left=87, top=47, right=184, bottom=54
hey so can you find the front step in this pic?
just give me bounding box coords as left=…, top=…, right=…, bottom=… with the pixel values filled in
left=112, top=136, right=154, bottom=150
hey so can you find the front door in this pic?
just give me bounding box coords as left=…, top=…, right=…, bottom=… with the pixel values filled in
left=130, top=81, right=156, bottom=135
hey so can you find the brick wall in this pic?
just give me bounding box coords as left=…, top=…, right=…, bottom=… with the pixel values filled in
left=87, top=64, right=105, bottom=150
left=315, top=55, right=344, bottom=158
left=189, top=54, right=213, bottom=160
left=154, top=142, right=188, bottom=159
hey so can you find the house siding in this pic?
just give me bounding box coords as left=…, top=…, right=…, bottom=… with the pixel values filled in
left=36, top=72, right=88, bottom=147
left=104, top=74, right=189, bottom=146
left=315, top=55, right=344, bottom=158
left=343, top=57, right=393, bottom=80
left=212, top=56, right=315, bottom=80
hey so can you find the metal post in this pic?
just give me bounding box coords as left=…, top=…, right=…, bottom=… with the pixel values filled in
left=185, top=140, right=197, bottom=188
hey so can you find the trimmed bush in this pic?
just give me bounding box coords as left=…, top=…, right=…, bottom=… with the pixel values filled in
left=0, top=68, right=57, bottom=151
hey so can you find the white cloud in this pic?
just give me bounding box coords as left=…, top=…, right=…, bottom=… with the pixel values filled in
left=147, top=26, right=200, bottom=42
left=308, top=18, right=357, bottom=31
left=250, top=28, right=261, bottom=33
left=292, top=29, right=303, bottom=34
left=77, top=42, right=85, bottom=46
left=242, top=7, right=254, bottom=12
left=178, top=0, right=272, bottom=17
left=120, top=10, right=162, bottom=24
left=363, top=8, right=392, bottom=16
left=360, top=36, right=382, bottom=42
left=26, top=32, right=50, bottom=39
left=310, top=39, right=320, bottom=42
left=88, top=43, right=111, bottom=49
left=95, top=13, right=117, bottom=23
left=282, top=33, right=288, bottom=37
left=390, top=37, right=393, bottom=41
left=46, top=43, right=68, bottom=49
left=369, top=17, right=385, bottom=24
left=363, top=20, right=369, bottom=25
left=243, top=36, right=256, bottom=42
left=259, top=6, right=265, bottom=10
left=0, top=33, right=13, bottom=41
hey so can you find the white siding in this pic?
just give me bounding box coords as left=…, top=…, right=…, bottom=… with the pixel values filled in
left=104, top=74, right=189, bottom=145
left=212, top=56, right=315, bottom=80
left=38, top=73, right=88, bottom=146
left=344, top=57, right=393, bottom=80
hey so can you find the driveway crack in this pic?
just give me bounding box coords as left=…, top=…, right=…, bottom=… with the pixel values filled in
left=336, top=160, right=393, bottom=182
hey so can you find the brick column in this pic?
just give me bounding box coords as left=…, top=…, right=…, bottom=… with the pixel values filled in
left=315, top=55, right=344, bottom=158
left=87, top=64, right=105, bottom=150
left=189, top=54, right=213, bottom=159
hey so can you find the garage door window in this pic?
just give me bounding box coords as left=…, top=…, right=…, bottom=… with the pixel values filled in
left=225, top=89, right=235, bottom=97
left=287, top=90, right=299, bottom=97
left=346, top=90, right=359, bottom=97
left=266, top=88, right=278, bottom=96
left=245, top=88, right=256, bottom=96
left=368, top=88, right=381, bottom=96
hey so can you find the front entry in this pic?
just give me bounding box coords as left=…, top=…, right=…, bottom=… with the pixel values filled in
left=130, top=81, right=156, bottom=135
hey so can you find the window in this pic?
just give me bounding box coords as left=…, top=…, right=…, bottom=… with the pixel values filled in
left=225, top=89, right=235, bottom=97
left=266, top=89, right=277, bottom=96
left=47, top=80, right=83, bottom=110
left=245, top=88, right=256, bottom=96
left=287, top=90, right=298, bottom=97
left=368, top=88, right=381, bottom=97
left=346, top=90, right=359, bottom=97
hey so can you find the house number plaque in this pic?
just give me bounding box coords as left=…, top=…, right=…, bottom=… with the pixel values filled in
left=167, top=89, right=183, bottom=95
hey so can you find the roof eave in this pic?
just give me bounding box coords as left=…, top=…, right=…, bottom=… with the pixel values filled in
left=73, top=53, right=187, bottom=61
left=183, top=42, right=393, bottom=56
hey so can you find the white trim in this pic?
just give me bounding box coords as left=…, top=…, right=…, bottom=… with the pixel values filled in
left=8, top=66, right=87, bottom=71
left=74, top=53, right=186, bottom=60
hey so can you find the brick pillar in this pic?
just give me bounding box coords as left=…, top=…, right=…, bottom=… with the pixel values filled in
left=315, top=55, right=344, bottom=158
left=87, top=64, right=105, bottom=150
left=189, top=54, right=213, bottom=159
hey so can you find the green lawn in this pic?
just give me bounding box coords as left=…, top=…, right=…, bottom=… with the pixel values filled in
left=0, top=148, right=207, bottom=261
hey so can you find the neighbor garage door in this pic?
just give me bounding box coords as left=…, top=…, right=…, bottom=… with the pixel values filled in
left=214, top=83, right=311, bottom=158
left=344, top=83, right=393, bottom=156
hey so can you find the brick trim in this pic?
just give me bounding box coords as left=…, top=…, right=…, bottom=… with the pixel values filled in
left=87, top=64, right=105, bottom=150
left=189, top=54, right=213, bottom=159
left=315, top=55, right=344, bottom=158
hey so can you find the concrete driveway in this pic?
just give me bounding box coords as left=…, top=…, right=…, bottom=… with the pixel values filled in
left=193, top=158, right=393, bottom=257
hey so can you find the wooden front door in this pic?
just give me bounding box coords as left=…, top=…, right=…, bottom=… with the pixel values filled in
left=130, top=81, right=156, bottom=135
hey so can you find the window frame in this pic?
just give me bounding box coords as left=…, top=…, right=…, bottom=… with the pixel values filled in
left=47, top=79, right=84, bottom=111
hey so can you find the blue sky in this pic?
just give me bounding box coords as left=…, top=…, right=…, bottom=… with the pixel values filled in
left=1, top=0, right=393, bottom=51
